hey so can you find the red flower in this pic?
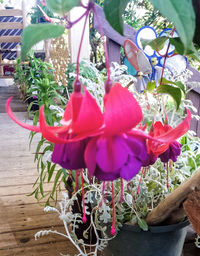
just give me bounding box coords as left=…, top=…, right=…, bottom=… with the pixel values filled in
left=147, top=113, right=191, bottom=157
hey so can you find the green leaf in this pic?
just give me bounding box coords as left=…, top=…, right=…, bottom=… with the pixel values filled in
left=141, top=36, right=200, bottom=61
left=48, top=164, right=56, bottom=182
left=161, top=78, right=186, bottom=94
left=156, top=84, right=182, bottom=110
left=46, top=0, right=81, bottom=15
left=141, top=37, right=168, bottom=52
left=170, top=38, right=200, bottom=61
left=149, top=0, right=195, bottom=50
left=52, top=169, right=63, bottom=195
left=21, top=24, right=65, bottom=60
left=147, top=81, right=156, bottom=93
left=193, top=0, right=200, bottom=47
left=138, top=218, right=148, bottom=231
left=169, top=37, right=185, bottom=55
left=103, top=0, right=129, bottom=35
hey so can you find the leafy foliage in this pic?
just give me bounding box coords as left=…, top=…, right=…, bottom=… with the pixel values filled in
left=103, top=0, right=129, bottom=35
left=148, top=0, right=195, bottom=51
left=102, top=0, right=196, bottom=53
left=28, top=3, right=55, bottom=24
left=14, top=56, right=68, bottom=205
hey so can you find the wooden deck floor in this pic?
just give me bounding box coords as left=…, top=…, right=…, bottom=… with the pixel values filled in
left=0, top=81, right=77, bottom=255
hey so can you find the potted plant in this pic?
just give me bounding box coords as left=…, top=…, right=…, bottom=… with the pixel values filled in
left=14, top=54, right=65, bottom=113
left=8, top=58, right=200, bottom=255
left=6, top=0, right=200, bottom=255
left=28, top=0, right=55, bottom=24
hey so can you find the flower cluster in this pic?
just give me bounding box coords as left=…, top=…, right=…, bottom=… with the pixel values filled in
left=7, top=82, right=191, bottom=182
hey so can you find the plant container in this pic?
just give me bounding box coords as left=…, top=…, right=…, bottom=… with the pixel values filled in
left=103, top=219, right=189, bottom=256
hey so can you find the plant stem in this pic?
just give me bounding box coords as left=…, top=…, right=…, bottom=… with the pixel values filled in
left=76, top=9, right=90, bottom=82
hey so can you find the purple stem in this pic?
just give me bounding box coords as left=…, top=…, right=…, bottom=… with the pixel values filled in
left=75, top=9, right=90, bottom=83
left=160, top=27, right=176, bottom=85
left=65, top=10, right=88, bottom=29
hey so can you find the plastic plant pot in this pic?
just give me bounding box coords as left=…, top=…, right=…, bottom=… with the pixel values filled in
left=103, top=219, right=189, bottom=256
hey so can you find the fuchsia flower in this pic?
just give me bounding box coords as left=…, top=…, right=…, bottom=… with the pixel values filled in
left=147, top=117, right=191, bottom=163
left=151, top=122, right=181, bottom=163
left=84, top=83, right=148, bottom=181
left=6, top=83, right=191, bottom=181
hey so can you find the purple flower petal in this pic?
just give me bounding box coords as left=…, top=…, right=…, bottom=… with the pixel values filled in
left=125, top=135, right=148, bottom=161
left=170, top=141, right=181, bottom=162
left=120, top=155, right=142, bottom=181
left=96, top=135, right=128, bottom=173
left=143, top=152, right=157, bottom=167
left=52, top=139, right=87, bottom=169
left=159, top=141, right=181, bottom=163
left=94, top=166, right=120, bottom=181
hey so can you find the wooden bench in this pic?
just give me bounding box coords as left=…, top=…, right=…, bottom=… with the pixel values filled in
left=0, top=3, right=25, bottom=78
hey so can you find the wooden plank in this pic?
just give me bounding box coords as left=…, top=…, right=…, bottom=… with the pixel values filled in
left=1, top=194, right=52, bottom=207
left=0, top=228, right=66, bottom=250
left=0, top=169, right=37, bottom=178
left=0, top=9, right=22, bottom=16
left=1, top=203, right=55, bottom=219
left=0, top=22, right=23, bottom=30
left=0, top=209, right=63, bottom=233
left=0, top=87, right=74, bottom=255
left=197, top=93, right=200, bottom=137
left=188, top=65, right=200, bottom=94
left=0, top=75, right=14, bottom=79
left=0, top=170, right=61, bottom=186
left=0, top=36, right=21, bottom=43
left=0, top=162, right=38, bottom=172
left=0, top=183, right=64, bottom=196
left=0, top=49, right=3, bottom=76
left=93, top=4, right=137, bottom=46
left=0, top=175, right=39, bottom=186
left=0, top=63, right=16, bottom=66
left=187, top=90, right=199, bottom=134
left=107, top=38, right=121, bottom=64
left=0, top=240, right=75, bottom=256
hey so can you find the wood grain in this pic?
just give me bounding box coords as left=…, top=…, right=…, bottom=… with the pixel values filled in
left=0, top=22, right=23, bottom=30
left=0, top=85, right=77, bottom=255
left=0, top=9, right=22, bottom=16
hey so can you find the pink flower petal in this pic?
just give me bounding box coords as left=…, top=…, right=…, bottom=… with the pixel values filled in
left=61, top=96, right=73, bottom=125
left=39, top=106, right=68, bottom=144
left=104, top=83, right=143, bottom=134
left=71, top=92, right=83, bottom=124
left=6, top=97, right=40, bottom=132
left=72, top=87, right=104, bottom=134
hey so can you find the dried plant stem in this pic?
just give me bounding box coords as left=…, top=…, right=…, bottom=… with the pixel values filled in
left=146, top=167, right=200, bottom=225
